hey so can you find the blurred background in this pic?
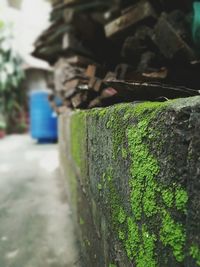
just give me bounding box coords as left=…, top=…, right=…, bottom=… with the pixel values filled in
left=1, top=0, right=200, bottom=140
left=0, top=1, right=200, bottom=267
left=0, top=0, right=52, bottom=137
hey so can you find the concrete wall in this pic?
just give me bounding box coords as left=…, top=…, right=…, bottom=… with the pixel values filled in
left=59, top=96, right=200, bottom=267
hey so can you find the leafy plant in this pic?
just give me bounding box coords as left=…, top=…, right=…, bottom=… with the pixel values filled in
left=0, top=20, right=25, bottom=131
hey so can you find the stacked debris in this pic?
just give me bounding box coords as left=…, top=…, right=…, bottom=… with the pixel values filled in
left=33, top=0, right=200, bottom=110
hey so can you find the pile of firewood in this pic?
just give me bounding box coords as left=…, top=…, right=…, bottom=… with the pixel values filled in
left=33, top=0, right=200, bottom=110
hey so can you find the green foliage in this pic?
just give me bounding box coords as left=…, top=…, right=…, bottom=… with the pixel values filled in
left=0, top=114, right=6, bottom=130
left=0, top=20, right=24, bottom=130
left=0, top=22, right=24, bottom=92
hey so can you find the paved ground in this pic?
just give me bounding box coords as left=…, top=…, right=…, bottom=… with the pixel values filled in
left=0, top=135, right=80, bottom=267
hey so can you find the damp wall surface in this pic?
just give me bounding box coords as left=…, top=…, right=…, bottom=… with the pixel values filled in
left=59, top=96, right=200, bottom=267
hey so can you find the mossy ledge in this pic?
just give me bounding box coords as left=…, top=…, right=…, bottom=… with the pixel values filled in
left=60, top=96, right=200, bottom=267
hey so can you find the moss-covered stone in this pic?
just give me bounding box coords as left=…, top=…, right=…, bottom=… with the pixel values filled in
left=59, top=96, right=200, bottom=267
left=70, top=111, right=87, bottom=173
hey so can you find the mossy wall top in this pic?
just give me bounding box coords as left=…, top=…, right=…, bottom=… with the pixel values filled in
left=65, top=96, right=200, bottom=267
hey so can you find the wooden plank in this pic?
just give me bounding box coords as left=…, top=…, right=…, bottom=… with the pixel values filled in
left=104, top=1, right=157, bottom=39
left=88, top=77, right=103, bottom=92
left=65, top=55, right=94, bottom=67
left=85, top=65, right=97, bottom=78
left=153, top=14, right=196, bottom=62
left=54, top=58, right=85, bottom=91
left=62, top=32, right=94, bottom=58
left=71, top=92, right=88, bottom=108
left=105, top=80, right=199, bottom=100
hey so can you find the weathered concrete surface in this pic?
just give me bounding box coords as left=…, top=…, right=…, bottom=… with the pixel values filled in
left=0, top=135, right=79, bottom=267
left=59, top=96, right=200, bottom=267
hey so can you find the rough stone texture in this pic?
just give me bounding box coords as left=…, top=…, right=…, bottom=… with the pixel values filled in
left=59, top=96, right=200, bottom=267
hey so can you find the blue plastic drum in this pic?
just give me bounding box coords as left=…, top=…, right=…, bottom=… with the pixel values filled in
left=30, top=90, right=58, bottom=143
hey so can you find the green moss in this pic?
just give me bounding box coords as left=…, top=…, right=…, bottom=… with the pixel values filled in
left=127, top=103, right=162, bottom=222
left=100, top=101, right=189, bottom=266
left=136, top=226, right=157, bottom=267
left=91, top=107, right=108, bottom=118
left=123, top=103, right=165, bottom=265
left=84, top=238, right=91, bottom=247
left=190, top=244, right=200, bottom=266
left=102, top=168, right=123, bottom=228
left=162, top=189, right=174, bottom=208
left=98, top=183, right=103, bottom=190
left=105, top=104, right=132, bottom=159
left=71, top=112, right=87, bottom=171
left=160, top=211, right=186, bottom=262
left=118, top=229, right=126, bottom=241
left=125, top=102, right=187, bottom=264
left=175, top=187, right=188, bottom=212
left=103, top=168, right=113, bottom=183
left=79, top=217, right=85, bottom=225
left=126, top=217, right=140, bottom=259
left=149, top=183, right=188, bottom=218
left=132, top=101, right=169, bottom=116
left=122, top=147, right=128, bottom=159
left=109, top=264, right=116, bottom=267
left=71, top=101, right=191, bottom=266
left=117, top=207, right=126, bottom=224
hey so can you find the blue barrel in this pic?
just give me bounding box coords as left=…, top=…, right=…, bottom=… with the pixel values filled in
left=30, top=90, right=58, bottom=143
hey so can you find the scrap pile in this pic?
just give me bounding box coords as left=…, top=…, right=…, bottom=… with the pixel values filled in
left=33, top=0, right=200, bottom=110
